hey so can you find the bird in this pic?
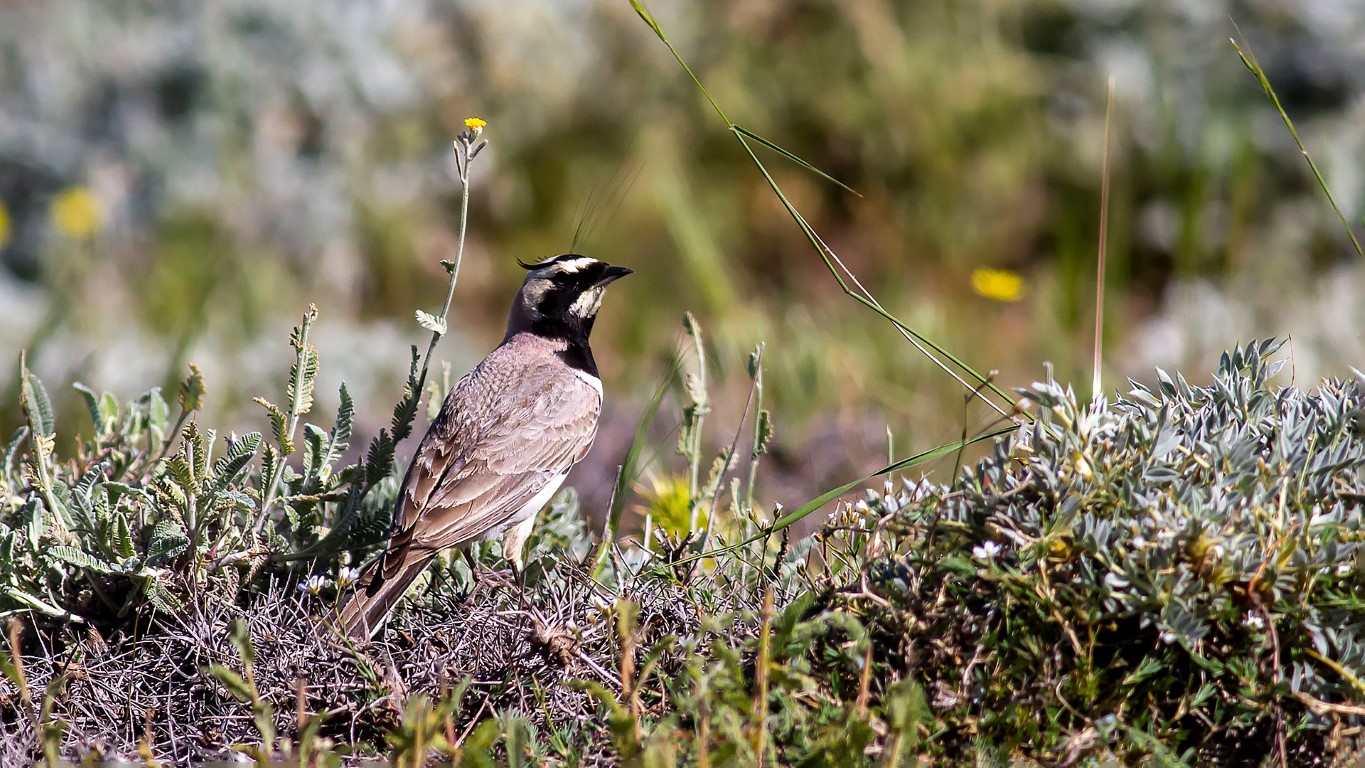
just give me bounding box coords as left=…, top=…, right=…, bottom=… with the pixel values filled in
left=337, top=253, right=631, bottom=639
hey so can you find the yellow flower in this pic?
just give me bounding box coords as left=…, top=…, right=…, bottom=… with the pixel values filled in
left=463, top=117, right=487, bottom=129
left=0, top=200, right=10, bottom=249
left=50, top=187, right=104, bottom=240
left=971, top=267, right=1026, bottom=302
left=635, top=471, right=705, bottom=538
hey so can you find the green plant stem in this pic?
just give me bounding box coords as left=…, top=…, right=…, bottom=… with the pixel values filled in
left=732, top=133, right=1020, bottom=419
left=283, top=317, right=313, bottom=453
left=752, top=589, right=773, bottom=761
left=420, top=155, right=472, bottom=393
left=420, top=165, right=469, bottom=384
left=2, top=587, right=79, bottom=621
left=685, top=319, right=708, bottom=531
left=258, top=307, right=316, bottom=529
left=745, top=344, right=765, bottom=512
left=693, top=360, right=759, bottom=567
left=30, top=436, right=70, bottom=542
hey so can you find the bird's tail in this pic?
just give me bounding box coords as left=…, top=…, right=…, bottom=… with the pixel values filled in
left=335, top=552, right=437, bottom=640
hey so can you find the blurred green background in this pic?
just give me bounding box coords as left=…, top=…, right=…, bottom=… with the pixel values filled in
left=1, top=0, right=1363, bottom=512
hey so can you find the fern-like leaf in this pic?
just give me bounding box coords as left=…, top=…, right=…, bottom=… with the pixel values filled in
left=302, top=424, right=327, bottom=481
left=112, top=515, right=136, bottom=560
left=210, top=432, right=261, bottom=497
left=19, top=362, right=55, bottom=437
left=145, top=520, right=190, bottom=567
left=72, top=383, right=103, bottom=435
left=254, top=398, right=292, bottom=455
left=49, top=545, right=120, bottom=574
left=391, top=346, right=421, bottom=442
left=178, top=363, right=207, bottom=412
left=365, top=430, right=396, bottom=485
left=145, top=579, right=184, bottom=614
left=68, top=463, right=107, bottom=536
left=163, top=457, right=196, bottom=496
left=286, top=306, right=320, bottom=419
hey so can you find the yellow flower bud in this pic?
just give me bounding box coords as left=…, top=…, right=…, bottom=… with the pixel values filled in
left=50, top=187, right=104, bottom=240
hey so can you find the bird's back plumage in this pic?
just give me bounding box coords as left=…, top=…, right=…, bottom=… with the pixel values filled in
left=337, top=334, right=602, bottom=639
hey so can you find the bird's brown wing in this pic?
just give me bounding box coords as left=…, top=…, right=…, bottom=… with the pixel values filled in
left=375, top=352, right=601, bottom=585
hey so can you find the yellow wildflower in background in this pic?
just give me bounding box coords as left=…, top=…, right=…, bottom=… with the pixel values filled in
left=971, top=267, right=1026, bottom=302
left=635, top=471, right=705, bottom=538
left=0, top=200, right=10, bottom=249
left=50, top=187, right=104, bottom=240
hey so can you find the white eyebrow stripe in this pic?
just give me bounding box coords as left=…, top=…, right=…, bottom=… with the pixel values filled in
left=534, top=256, right=596, bottom=275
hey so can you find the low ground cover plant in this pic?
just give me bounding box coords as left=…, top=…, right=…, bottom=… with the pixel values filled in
left=2, top=337, right=1363, bottom=766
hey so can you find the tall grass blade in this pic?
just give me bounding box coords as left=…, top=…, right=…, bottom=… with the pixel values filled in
left=1231, top=32, right=1363, bottom=257
left=629, top=0, right=730, bottom=125
left=663, top=425, right=1014, bottom=568
left=592, top=365, right=674, bottom=577
left=627, top=7, right=1025, bottom=420
left=1093, top=77, right=1115, bottom=402
left=733, top=133, right=1020, bottom=415
left=732, top=125, right=859, bottom=195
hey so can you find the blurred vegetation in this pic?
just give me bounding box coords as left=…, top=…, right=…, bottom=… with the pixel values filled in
left=1, top=0, right=1363, bottom=468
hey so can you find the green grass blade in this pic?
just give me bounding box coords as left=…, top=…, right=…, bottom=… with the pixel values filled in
left=627, top=4, right=1027, bottom=421
left=630, top=0, right=730, bottom=126
left=592, top=363, right=676, bottom=577
left=733, top=133, right=1020, bottom=411
left=661, top=425, right=1014, bottom=568
left=628, top=0, right=665, bottom=41
left=732, top=125, right=859, bottom=196
left=1231, top=34, right=1363, bottom=257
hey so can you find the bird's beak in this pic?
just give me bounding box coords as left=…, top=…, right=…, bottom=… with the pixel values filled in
left=594, top=265, right=633, bottom=288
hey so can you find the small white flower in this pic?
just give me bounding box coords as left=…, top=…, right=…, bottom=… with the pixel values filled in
left=853, top=499, right=870, bottom=514
left=1156, top=529, right=1175, bottom=542
left=1159, top=630, right=1177, bottom=645
left=1242, top=612, right=1265, bottom=630
left=827, top=502, right=845, bottom=524
left=1211, top=544, right=1225, bottom=559
left=972, top=540, right=1003, bottom=562
left=1132, top=535, right=1148, bottom=549
left=298, top=574, right=331, bottom=596
left=336, top=566, right=361, bottom=589
left=1337, top=561, right=1353, bottom=577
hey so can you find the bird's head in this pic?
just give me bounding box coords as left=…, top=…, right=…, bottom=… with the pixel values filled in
left=507, top=254, right=632, bottom=342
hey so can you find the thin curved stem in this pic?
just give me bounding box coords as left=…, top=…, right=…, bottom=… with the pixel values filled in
left=416, top=135, right=480, bottom=398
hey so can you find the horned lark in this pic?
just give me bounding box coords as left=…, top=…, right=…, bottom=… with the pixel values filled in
left=338, top=254, right=631, bottom=639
